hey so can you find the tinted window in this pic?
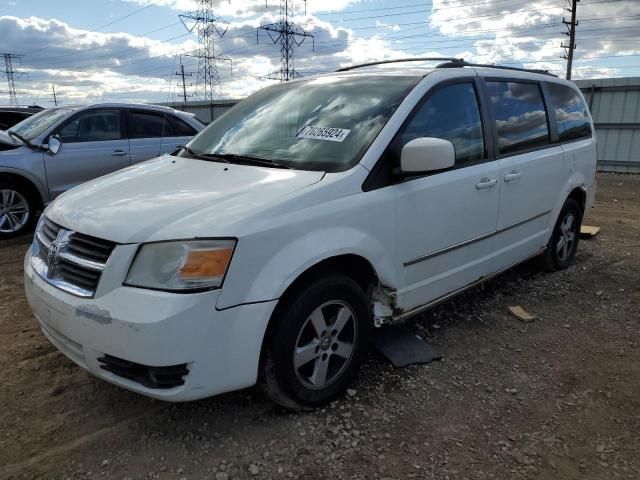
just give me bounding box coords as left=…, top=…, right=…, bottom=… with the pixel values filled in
left=128, top=111, right=174, bottom=139
left=168, top=115, right=196, bottom=136
left=0, top=112, right=30, bottom=129
left=58, top=109, right=122, bottom=143
left=547, top=83, right=592, bottom=141
left=487, top=82, right=549, bottom=155
left=394, top=82, right=485, bottom=165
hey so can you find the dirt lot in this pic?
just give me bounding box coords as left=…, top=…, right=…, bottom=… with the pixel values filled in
left=1, top=172, right=639, bottom=480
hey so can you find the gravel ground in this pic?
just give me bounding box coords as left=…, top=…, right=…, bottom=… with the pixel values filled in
left=0, top=172, right=639, bottom=480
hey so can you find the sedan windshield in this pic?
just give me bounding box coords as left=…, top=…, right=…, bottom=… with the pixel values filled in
left=185, top=75, right=420, bottom=171
left=9, top=108, right=73, bottom=142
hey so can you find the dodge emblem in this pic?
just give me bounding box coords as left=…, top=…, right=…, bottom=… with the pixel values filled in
left=46, top=229, right=72, bottom=277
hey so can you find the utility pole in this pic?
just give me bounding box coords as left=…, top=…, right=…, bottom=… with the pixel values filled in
left=179, top=0, right=232, bottom=100
left=257, top=0, right=314, bottom=81
left=2, top=53, right=22, bottom=105
left=175, top=63, right=193, bottom=102
left=51, top=84, right=58, bottom=106
left=561, top=0, right=579, bottom=80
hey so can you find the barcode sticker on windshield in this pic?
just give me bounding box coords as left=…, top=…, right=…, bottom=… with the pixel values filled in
left=297, top=126, right=351, bottom=142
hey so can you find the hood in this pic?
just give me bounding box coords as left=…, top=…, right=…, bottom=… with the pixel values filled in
left=46, top=154, right=325, bottom=243
left=0, top=130, right=22, bottom=150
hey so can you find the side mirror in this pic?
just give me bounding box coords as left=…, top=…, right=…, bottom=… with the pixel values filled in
left=400, top=137, right=455, bottom=174
left=48, top=135, right=61, bottom=155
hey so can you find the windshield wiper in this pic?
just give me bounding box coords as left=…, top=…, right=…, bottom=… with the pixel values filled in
left=180, top=146, right=231, bottom=163
left=212, top=153, right=293, bottom=169
left=7, top=131, right=43, bottom=151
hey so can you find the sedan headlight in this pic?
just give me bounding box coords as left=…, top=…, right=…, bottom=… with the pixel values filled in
left=125, top=239, right=236, bottom=292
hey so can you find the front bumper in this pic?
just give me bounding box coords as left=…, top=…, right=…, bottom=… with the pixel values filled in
left=24, top=250, right=277, bottom=401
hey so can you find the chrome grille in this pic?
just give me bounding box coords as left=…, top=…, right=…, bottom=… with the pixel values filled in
left=31, top=216, right=116, bottom=297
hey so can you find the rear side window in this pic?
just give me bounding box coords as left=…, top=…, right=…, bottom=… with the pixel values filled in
left=394, top=82, right=485, bottom=165
left=58, top=109, right=122, bottom=143
left=487, top=81, right=549, bottom=155
left=168, top=115, right=197, bottom=136
left=547, top=83, right=592, bottom=141
left=128, top=111, right=174, bottom=139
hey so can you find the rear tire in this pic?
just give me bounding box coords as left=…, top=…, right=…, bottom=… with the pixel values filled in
left=0, top=182, right=37, bottom=240
left=539, top=198, right=582, bottom=271
left=263, top=273, right=372, bottom=410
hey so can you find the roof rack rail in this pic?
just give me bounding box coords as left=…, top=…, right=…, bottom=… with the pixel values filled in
left=436, top=59, right=557, bottom=77
left=334, top=57, right=556, bottom=77
left=335, top=57, right=465, bottom=72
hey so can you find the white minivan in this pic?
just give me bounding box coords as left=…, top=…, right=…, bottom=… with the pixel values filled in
left=24, top=59, right=597, bottom=409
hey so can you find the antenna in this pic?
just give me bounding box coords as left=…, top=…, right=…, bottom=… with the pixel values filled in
left=51, top=84, right=58, bottom=106
left=257, top=0, right=314, bottom=81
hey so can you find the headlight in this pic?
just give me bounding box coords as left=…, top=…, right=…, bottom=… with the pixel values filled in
left=125, top=239, right=236, bottom=292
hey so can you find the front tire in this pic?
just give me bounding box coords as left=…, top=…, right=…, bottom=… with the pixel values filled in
left=539, top=198, right=582, bottom=271
left=0, top=183, right=37, bottom=239
left=263, top=273, right=372, bottom=410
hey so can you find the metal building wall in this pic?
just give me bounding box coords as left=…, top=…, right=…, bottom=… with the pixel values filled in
left=158, top=99, right=240, bottom=124
left=576, top=77, right=640, bottom=173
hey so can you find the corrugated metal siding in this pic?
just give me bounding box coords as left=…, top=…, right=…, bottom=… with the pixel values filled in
left=575, top=77, right=640, bottom=173
left=156, top=100, right=241, bottom=124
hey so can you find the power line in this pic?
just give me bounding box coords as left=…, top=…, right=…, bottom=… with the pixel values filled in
left=20, top=4, right=155, bottom=57
left=92, top=4, right=153, bottom=32
left=19, top=6, right=637, bottom=73
left=25, top=21, right=183, bottom=66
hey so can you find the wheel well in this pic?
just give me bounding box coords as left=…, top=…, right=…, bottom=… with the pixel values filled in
left=568, top=187, right=586, bottom=215
left=0, top=172, right=44, bottom=210
left=272, top=254, right=378, bottom=319
left=257, top=254, right=378, bottom=380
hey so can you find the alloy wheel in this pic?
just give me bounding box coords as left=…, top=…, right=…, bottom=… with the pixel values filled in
left=293, top=300, right=357, bottom=390
left=556, top=212, right=577, bottom=262
left=0, top=189, right=30, bottom=233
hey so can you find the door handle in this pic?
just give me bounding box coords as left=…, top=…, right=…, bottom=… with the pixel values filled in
left=111, top=149, right=127, bottom=156
left=504, top=170, right=522, bottom=182
left=476, top=177, right=497, bottom=190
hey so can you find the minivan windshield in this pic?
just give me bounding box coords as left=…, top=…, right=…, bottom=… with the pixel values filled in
left=184, top=75, right=420, bottom=171
left=8, top=108, right=73, bottom=142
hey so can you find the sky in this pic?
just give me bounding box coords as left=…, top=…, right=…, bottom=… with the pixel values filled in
left=0, top=0, right=638, bottom=106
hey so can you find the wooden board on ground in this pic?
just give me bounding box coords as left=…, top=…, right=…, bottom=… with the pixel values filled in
left=581, top=225, right=601, bottom=238
left=508, top=306, right=535, bottom=323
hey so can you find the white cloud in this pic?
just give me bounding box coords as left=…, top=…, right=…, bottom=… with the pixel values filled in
left=0, top=13, right=358, bottom=104
left=0, top=0, right=638, bottom=105
left=429, top=0, right=640, bottom=76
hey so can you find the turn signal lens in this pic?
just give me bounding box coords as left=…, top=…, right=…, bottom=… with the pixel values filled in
left=179, top=248, right=234, bottom=279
